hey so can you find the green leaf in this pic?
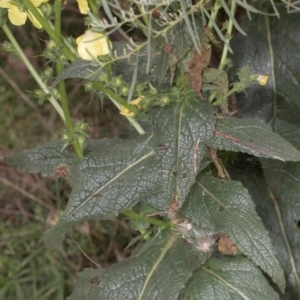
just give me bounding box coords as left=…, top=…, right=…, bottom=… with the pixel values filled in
left=67, top=231, right=210, bottom=300
left=3, top=140, right=78, bottom=176
left=181, top=174, right=286, bottom=292
left=209, top=117, right=300, bottom=161
left=52, top=59, right=101, bottom=86
left=3, top=138, right=124, bottom=177
left=65, top=268, right=105, bottom=300
left=231, top=9, right=300, bottom=147
left=151, top=93, right=215, bottom=205
left=229, top=156, right=300, bottom=298
left=230, top=8, right=300, bottom=297
left=44, top=134, right=161, bottom=249
left=180, top=257, right=280, bottom=300
left=261, top=159, right=300, bottom=298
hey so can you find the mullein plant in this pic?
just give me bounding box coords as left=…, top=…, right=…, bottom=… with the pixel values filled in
left=4, top=1, right=298, bottom=299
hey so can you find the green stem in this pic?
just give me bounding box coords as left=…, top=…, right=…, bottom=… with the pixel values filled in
left=219, top=0, right=236, bottom=70
left=25, top=0, right=145, bottom=136
left=110, top=98, right=145, bottom=135
left=54, top=0, right=83, bottom=160
left=88, top=0, right=99, bottom=17
left=122, top=210, right=171, bottom=228
left=207, top=0, right=221, bottom=29
left=106, top=63, right=112, bottom=82
left=92, top=82, right=138, bottom=113
left=23, top=0, right=77, bottom=62
left=2, top=24, right=65, bottom=121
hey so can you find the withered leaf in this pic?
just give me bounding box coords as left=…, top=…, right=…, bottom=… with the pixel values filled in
left=186, top=43, right=211, bottom=100
left=218, top=234, right=238, bottom=255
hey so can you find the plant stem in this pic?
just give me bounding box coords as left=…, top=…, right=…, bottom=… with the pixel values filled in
left=24, top=0, right=145, bottom=136
left=110, top=98, right=145, bottom=135
left=92, top=82, right=145, bottom=134
left=2, top=24, right=65, bottom=121
left=23, top=0, right=77, bottom=62
left=207, top=0, right=221, bottom=29
left=88, top=0, right=99, bottom=17
left=54, top=0, right=83, bottom=160
left=219, top=0, right=236, bottom=70
left=122, top=210, right=171, bottom=228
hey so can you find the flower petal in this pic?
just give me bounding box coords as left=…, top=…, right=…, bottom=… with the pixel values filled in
left=31, top=0, right=49, bottom=7
left=8, top=7, right=27, bottom=26
left=120, top=106, right=135, bottom=117
left=76, top=0, right=90, bottom=14
left=27, top=8, right=43, bottom=29
left=76, top=30, right=111, bottom=60
left=257, top=75, right=268, bottom=86
left=0, top=0, right=14, bottom=8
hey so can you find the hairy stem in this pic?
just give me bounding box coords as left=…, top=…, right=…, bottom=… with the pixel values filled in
left=122, top=210, right=171, bottom=228
left=2, top=24, right=65, bottom=121
left=54, top=0, right=83, bottom=160
left=219, top=0, right=236, bottom=70
left=23, top=0, right=77, bottom=62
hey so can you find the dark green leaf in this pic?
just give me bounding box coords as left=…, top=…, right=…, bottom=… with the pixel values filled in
left=68, top=231, right=209, bottom=300
left=180, top=257, right=280, bottom=300
left=229, top=156, right=300, bottom=299
left=3, top=138, right=124, bottom=177
left=181, top=174, right=285, bottom=291
left=209, top=117, right=300, bottom=161
left=52, top=59, right=101, bottom=86
left=231, top=9, right=300, bottom=147
left=44, top=134, right=162, bottom=249
left=66, top=268, right=105, bottom=300
left=151, top=93, right=215, bottom=205
left=261, top=159, right=300, bottom=298
left=3, top=140, right=78, bottom=176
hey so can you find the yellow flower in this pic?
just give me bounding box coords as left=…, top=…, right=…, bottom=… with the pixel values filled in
left=120, top=97, right=143, bottom=117
left=0, top=0, right=48, bottom=29
left=257, top=75, right=268, bottom=86
left=76, top=0, right=90, bottom=14
left=76, top=30, right=111, bottom=60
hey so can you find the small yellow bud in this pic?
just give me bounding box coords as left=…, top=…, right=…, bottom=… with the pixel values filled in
left=161, top=96, right=170, bottom=105
left=120, top=96, right=144, bottom=117
left=257, top=75, right=268, bottom=86
left=121, top=87, right=129, bottom=96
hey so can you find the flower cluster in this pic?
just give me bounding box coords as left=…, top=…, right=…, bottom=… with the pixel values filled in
left=0, top=0, right=48, bottom=28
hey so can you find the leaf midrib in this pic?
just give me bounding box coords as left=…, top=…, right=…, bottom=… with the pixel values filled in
left=66, top=149, right=155, bottom=218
